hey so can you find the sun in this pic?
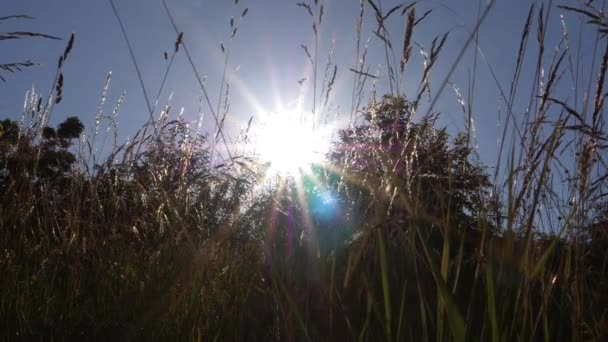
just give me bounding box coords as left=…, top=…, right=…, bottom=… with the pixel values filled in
left=254, top=109, right=331, bottom=176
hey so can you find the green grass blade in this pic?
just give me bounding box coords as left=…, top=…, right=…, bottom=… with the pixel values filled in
left=377, top=228, right=392, bottom=341
left=485, top=265, right=499, bottom=342
left=417, top=229, right=467, bottom=342
left=396, top=281, right=407, bottom=341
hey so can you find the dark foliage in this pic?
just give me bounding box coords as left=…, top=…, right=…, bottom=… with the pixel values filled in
left=0, top=117, right=83, bottom=188
left=0, top=97, right=606, bottom=340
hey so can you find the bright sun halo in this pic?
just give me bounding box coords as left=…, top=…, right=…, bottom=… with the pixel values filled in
left=255, top=110, right=330, bottom=176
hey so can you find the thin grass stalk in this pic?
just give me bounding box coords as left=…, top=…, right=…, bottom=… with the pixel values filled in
left=161, top=0, right=234, bottom=163
left=417, top=226, right=466, bottom=342
left=107, top=0, right=152, bottom=118
left=376, top=227, right=392, bottom=341
left=421, top=0, right=495, bottom=120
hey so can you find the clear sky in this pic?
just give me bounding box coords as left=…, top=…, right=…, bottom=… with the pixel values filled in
left=1, top=0, right=601, bottom=171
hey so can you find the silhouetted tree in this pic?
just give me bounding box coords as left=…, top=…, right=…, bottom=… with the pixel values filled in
left=329, top=95, right=495, bottom=241
left=0, top=116, right=83, bottom=191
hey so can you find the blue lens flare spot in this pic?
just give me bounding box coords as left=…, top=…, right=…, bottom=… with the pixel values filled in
left=310, top=191, right=339, bottom=221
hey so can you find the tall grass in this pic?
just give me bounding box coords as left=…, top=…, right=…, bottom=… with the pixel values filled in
left=1, top=0, right=607, bottom=340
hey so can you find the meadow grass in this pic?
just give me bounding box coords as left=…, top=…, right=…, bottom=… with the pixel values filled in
left=1, top=0, right=607, bottom=340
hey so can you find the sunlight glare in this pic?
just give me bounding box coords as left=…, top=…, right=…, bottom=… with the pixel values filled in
left=255, top=110, right=331, bottom=176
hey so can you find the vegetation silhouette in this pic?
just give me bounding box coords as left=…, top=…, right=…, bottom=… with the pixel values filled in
left=1, top=0, right=608, bottom=340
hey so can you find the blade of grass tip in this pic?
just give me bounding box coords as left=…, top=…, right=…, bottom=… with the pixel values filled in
left=532, top=269, right=558, bottom=338
left=358, top=290, right=373, bottom=342
left=0, top=15, right=34, bottom=21
left=485, top=264, right=499, bottom=342
left=507, top=274, right=524, bottom=338
left=494, top=4, right=535, bottom=181
left=416, top=228, right=466, bottom=342
left=438, top=217, right=451, bottom=341
left=329, top=250, right=336, bottom=330
left=507, top=143, right=516, bottom=234
left=400, top=7, right=414, bottom=76
left=377, top=228, right=392, bottom=341
left=521, top=118, right=564, bottom=272
left=396, top=281, right=407, bottom=342
left=441, top=170, right=452, bottom=272
left=592, top=39, right=608, bottom=129
left=543, top=311, right=550, bottom=342
left=514, top=122, right=563, bottom=337
left=272, top=271, right=311, bottom=342
left=464, top=237, right=484, bottom=332
left=1, top=31, right=61, bottom=40
left=451, top=230, right=466, bottom=294
left=333, top=288, right=358, bottom=341
left=530, top=210, right=572, bottom=279
left=413, top=256, right=430, bottom=341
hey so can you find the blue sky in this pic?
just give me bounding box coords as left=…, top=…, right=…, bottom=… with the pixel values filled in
left=0, top=0, right=601, bottom=172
